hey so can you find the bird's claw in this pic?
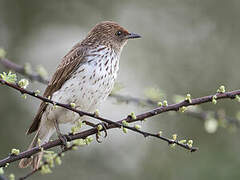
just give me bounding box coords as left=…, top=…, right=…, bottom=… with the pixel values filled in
left=95, top=122, right=108, bottom=143
left=58, top=134, right=68, bottom=150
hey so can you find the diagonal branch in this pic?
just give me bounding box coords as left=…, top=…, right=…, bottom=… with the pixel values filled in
left=110, top=94, right=240, bottom=128
left=0, top=78, right=201, bottom=168
left=2, top=58, right=239, bottom=128
left=1, top=78, right=240, bottom=166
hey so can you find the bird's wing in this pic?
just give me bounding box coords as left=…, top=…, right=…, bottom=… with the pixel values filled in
left=27, top=45, right=87, bottom=134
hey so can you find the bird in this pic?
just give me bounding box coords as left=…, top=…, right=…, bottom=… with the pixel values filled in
left=19, top=21, right=141, bottom=169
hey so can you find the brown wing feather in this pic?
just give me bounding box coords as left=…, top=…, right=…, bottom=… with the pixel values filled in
left=27, top=44, right=87, bottom=134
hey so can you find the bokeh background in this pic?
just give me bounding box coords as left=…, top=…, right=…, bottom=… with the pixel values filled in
left=1, top=0, right=240, bottom=179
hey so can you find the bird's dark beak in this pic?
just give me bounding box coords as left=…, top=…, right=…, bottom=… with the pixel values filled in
left=125, top=33, right=141, bottom=39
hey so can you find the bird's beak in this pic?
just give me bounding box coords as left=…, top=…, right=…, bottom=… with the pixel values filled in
left=125, top=33, right=141, bottom=39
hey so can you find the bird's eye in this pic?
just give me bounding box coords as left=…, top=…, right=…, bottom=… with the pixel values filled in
left=116, top=30, right=122, bottom=36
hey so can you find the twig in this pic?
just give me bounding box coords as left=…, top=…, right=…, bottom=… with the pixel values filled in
left=0, top=58, right=48, bottom=84
left=18, top=145, right=73, bottom=180
left=2, top=58, right=238, bottom=128
left=0, top=79, right=201, bottom=168
left=1, top=79, right=240, bottom=166
left=110, top=94, right=240, bottom=127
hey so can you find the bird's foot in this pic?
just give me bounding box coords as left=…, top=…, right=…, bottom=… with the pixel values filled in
left=58, top=134, right=68, bottom=150
left=95, top=122, right=108, bottom=143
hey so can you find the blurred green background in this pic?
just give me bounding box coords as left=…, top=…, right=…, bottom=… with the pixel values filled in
left=1, top=0, right=240, bottom=179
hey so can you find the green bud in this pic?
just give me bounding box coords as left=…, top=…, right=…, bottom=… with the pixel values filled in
left=172, top=134, right=177, bottom=141
left=157, top=102, right=162, bottom=107
left=187, top=140, right=193, bottom=148
left=11, top=148, right=20, bottom=155
left=217, top=85, right=225, bottom=93
left=122, top=120, right=129, bottom=126
left=122, top=127, right=128, bottom=133
left=18, top=79, right=29, bottom=89
left=97, top=124, right=103, bottom=131
left=37, top=138, right=41, bottom=146
left=134, top=124, right=141, bottom=130
left=34, top=89, right=40, bottom=96
left=5, top=163, right=9, bottom=168
left=21, top=94, right=27, bottom=99
left=170, top=143, right=176, bottom=148
left=212, top=99, right=217, bottom=105
left=185, top=93, right=192, bottom=103
left=76, top=120, right=83, bottom=128
left=163, top=100, right=168, bottom=107
left=70, top=102, right=76, bottom=108
left=73, top=139, right=86, bottom=146
left=40, top=164, right=52, bottom=174
left=212, top=95, right=217, bottom=104
left=157, top=131, right=162, bottom=136
left=179, top=106, right=187, bottom=113
left=178, top=139, right=187, bottom=144
left=0, top=71, right=17, bottom=83
left=0, top=48, right=6, bottom=58
left=94, top=109, right=100, bottom=117
left=85, top=136, right=94, bottom=145
left=71, top=126, right=79, bottom=134
left=130, top=112, right=137, bottom=120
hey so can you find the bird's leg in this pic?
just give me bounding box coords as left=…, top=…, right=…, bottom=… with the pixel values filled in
left=82, top=120, right=108, bottom=143
left=96, top=122, right=108, bottom=143
left=53, top=119, right=67, bottom=149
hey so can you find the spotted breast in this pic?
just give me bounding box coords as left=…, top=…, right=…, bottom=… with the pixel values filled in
left=46, top=45, right=120, bottom=124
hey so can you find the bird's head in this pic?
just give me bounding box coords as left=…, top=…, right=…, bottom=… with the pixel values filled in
left=83, top=21, right=141, bottom=52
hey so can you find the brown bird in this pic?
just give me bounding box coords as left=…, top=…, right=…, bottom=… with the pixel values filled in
left=19, top=21, right=141, bottom=169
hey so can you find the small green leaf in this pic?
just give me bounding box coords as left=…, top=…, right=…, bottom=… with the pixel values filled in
left=134, top=124, right=141, bottom=130
left=217, top=85, right=225, bottom=93
left=163, top=100, right=168, bottom=107
left=18, top=79, right=29, bottom=89
left=0, top=71, right=17, bottom=83
left=11, top=148, right=20, bottom=155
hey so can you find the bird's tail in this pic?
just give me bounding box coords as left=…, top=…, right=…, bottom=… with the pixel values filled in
left=19, top=129, right=52, bottom=170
